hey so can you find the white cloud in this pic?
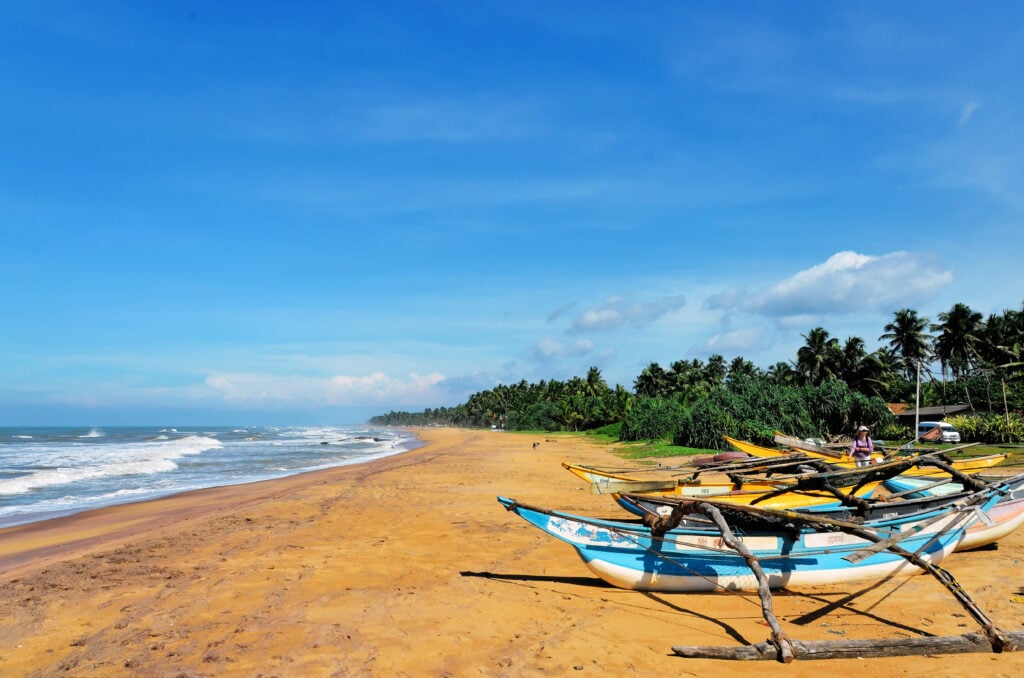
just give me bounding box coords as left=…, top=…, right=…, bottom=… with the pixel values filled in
left=698, top=326, right=770, bottom=354
left=204, top=371, right=446, bottom=407
left=958, top=101, right=980, bottom=127
left=532, top=338, right=595, bottom=360
left=703, top=288, right=747, bottom=311
left=707, top=251, right=952, bottom=319
left=775, top=314, right=821, bottom=331
left=568, top=294, right=687, bottom=333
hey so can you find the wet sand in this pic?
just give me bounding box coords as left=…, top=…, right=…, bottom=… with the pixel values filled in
left=1, top=427, right=1022, bottom=676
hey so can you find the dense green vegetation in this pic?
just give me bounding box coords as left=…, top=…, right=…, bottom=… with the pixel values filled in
left=371, top=302, right=1024, bottom=447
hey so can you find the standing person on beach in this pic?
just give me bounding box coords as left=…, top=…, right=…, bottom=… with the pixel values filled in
left=847, top=425, right=875, bottom=467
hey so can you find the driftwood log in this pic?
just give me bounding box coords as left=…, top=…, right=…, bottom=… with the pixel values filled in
left=672, top=631, right=1024, bottom=660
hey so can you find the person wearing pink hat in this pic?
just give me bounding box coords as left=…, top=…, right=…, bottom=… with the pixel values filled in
left=847, top=425, right=875, bottom=467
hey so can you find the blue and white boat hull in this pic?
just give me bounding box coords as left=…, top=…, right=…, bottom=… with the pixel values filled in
left=499, top=497, right=973, bottom=592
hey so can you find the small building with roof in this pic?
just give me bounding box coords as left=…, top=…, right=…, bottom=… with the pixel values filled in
left=889, top=403, right=971, bottom=426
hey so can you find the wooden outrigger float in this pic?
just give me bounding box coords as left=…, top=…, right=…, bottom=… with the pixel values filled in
left=671, top=631, right=1024, bottom=661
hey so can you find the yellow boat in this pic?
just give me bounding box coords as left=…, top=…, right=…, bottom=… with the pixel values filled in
left=723, top=436, right=1008, bottom=476
left=561, top=461, right=884, bottom=509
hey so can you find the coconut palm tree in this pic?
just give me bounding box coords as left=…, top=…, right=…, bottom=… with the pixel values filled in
left=872, top=346, right=910, bottom=401
left=975, top=304, right=1024, bottom=424
left=703, top=354, right=727, bottom=386
left=796, top=327, right=842, bottom=385
left=932, top=303, right=984, bottom=381
left=609, top=384, right=635, bottom=420
left=879, top=308, right=933, bottom=380
left=584, top=366, right=608, bottom=397
left=725, top=356, right=759, bottom=385
left=634, top=362, right=668, bottom=397
left=978, top=304, right=1024, bottom=376
left=557, top=396, right=585, bottom=431
left=766, top=361, right=799, bottom=386
left=838, top=336, right=868, bottom=376
left=837, top=336, right=890, bottom=399
left=666, top=359, right=700, bottom=396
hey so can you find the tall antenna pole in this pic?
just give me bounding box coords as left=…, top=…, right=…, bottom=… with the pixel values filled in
left=915, top=359, right=921, bottom=441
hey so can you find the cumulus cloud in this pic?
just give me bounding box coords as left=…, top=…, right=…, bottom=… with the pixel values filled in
left=204, top=371, right=446, bottom=407
left=698, top=326, right=770, bottom=354
left=707, top=251, right=952, bottom=319
left=568, top=294, right=687, bottom=333
left=532, top=337, right=595, bottom=361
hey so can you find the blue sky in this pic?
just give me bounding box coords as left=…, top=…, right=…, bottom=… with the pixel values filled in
left=2, top=2, right=1023, bottom=425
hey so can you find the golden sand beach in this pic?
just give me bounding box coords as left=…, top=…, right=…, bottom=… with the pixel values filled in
left=1, top=427, right=1023, bottom=676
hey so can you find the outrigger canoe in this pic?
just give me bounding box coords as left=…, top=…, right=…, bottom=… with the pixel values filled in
left=723, top=436, right=1008, bottom=475
left=497, top=479, right=1011, bottom=592
left=562, top=459, right=886, bottom=509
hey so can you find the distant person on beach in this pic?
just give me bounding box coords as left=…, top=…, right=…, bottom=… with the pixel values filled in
left=847, top=425, right=874, bottom=467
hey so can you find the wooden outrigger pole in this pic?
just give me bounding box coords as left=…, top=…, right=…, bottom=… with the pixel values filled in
left=671, top=632, right=1024, bottom=661
left=645, top=499, right=1019, bottom=662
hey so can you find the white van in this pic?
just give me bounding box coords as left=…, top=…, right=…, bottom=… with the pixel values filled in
left=918, top=421, right=961, bottom=443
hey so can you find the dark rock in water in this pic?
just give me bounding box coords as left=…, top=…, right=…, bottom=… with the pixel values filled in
left=320, top=441, right=329, bottom=445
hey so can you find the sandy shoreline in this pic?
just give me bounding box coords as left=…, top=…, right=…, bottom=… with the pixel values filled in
left=1, top=427, right=1022, bottom=676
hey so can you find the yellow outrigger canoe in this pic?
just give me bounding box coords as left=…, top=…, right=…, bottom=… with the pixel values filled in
left=561, top=461, right=884, bottom=509
left=723, top=436, right=1008, bottom=475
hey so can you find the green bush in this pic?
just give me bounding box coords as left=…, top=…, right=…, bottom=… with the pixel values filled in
left=947, top=412, right=1024, bottom=444
left=874, top=421, right=910, bottom=441
left=586, top=422, right=622, bottom=438
left=671, top=377, right=895, bottom=450
left=673, top=400, right=737, bottom=450
left=620, top=397, right=685, bottom=441
left=799, top=380, right=895, bottom=436
left=506, top=400, right=561, bottom=431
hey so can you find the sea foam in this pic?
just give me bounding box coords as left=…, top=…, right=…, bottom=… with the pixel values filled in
left=0, top=426, right=415, bottom=527
left=0, top=435, right=222, bottom=496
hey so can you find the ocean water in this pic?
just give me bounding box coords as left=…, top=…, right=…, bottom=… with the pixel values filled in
left=0, top=425, right=418, bottom=528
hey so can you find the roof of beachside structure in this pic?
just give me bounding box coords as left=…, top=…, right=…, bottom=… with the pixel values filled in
left=891, top=404, right=971, bottom=421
